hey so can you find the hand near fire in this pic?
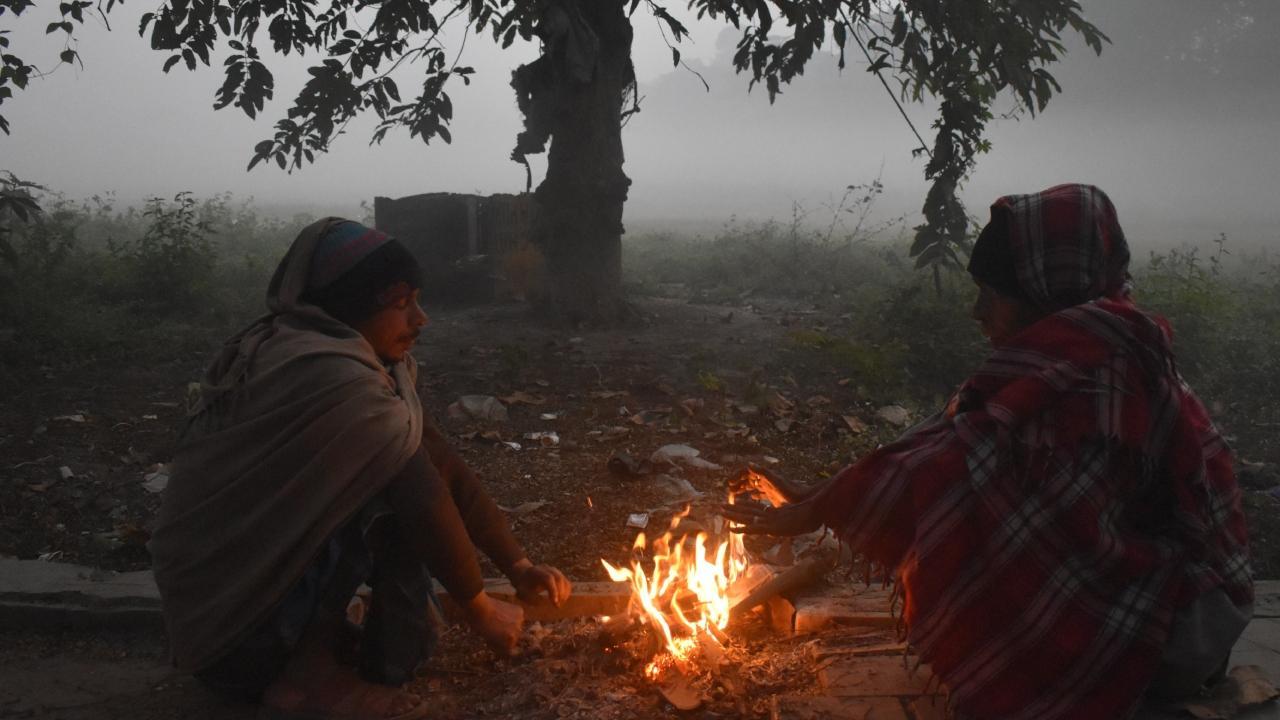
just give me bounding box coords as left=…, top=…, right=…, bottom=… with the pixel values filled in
left=720, top=496, right=824, bottom=537
left=728, top=464, right=817, bottom=506
left=509, top=559, right=572, bottom=607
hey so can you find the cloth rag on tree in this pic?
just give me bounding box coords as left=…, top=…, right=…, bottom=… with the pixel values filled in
left=817, top=185, right=1252, bottom=720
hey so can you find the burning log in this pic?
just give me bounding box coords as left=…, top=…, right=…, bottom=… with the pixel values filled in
left=729, top=554, right=830, bottom=620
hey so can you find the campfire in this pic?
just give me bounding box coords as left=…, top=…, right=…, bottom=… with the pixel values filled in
left=599, top=499, right=747, bottom=676
left=599, top=498, right=783, bottom=682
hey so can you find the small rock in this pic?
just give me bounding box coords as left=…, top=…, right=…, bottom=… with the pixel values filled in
left=142, top=470, right=170, bottom=493
left=626, top=512, right=649, bottom=530
left=875, top=405, right=911, bottom=427
left=447, top=395, right=509, bottom=423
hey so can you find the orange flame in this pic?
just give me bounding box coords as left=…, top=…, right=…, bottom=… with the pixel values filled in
left=601, top=500, right=749, bottom=678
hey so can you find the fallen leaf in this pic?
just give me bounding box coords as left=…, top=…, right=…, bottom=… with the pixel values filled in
left=658, top=673, right=703, bottom=711
left=501, top=391, right=546, bottom=406
left=589, top=390, right=628, bottom=399
left=52, top=414, right=86, bottom=423
left=841, top=415, right=868, bottom=434
left=774, top=418, right=794, bottom=433
left=806, top=395, right=832, bottom=407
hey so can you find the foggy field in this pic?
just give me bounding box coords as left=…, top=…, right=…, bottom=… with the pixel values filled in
left=2, top=193, right=1279, bottom=581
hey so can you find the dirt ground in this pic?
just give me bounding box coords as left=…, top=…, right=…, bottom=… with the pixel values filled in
left=2, top=294, right=1279, bottom=719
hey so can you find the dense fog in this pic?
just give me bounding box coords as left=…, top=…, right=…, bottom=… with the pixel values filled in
left=2, top=0, right=1276, bottom=248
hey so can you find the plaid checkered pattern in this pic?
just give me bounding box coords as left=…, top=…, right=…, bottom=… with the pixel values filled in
left=997, top=183, right=1131, bottom=313
left=818, top=188, right=1250, bottom=720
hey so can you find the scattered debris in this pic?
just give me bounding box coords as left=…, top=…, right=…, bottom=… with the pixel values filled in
left=51, top=414, right=87, bottom=423
left=58, top=466, right=74, bottom=480
left=658, top=673, right=703, bottom=711
left=626, top=513, right=649, bottom=530
left=539, top=412, right=560, bottom=421
left=607, top=451, right=648, bottom=479
left=650, top=444, right=722, bottom=472
left=523, top=431, right=560, bottom=447
left=142, top=465, right=170, bottom=494
left=875, top=405, right=911, bottom=427
left=679, top=398, right=705, bottom=416
left=659, top=475, right=703, bottom=503
left=589, top=390, right=628, bottom=399
left=447, top=395, right=509, bottom=423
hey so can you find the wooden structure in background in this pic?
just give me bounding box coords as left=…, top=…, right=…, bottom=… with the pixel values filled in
left=373, top=192, right=542, bottom=302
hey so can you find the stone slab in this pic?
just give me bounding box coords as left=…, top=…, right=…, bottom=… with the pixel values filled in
left=1255, top=581, right=1280, bottom=619
left=0, top=558, right=626, bottom=629
left=770, top=695, right=908, bottom=720
left=819, top=656, right=938, bottom=698
left=0, top=558, right=160, bottom=605
left=0, top=558, right=162, bottom=630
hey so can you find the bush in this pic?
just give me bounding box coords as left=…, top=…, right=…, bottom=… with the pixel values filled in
left=0, top=185, right=295, bottom=365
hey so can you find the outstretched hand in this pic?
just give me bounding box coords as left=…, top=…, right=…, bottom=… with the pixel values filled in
left=510, top=562, right=572, bottom=607
left=720, top=497, right=825, bottom=537
left=728, top=464, right=815, bottom=506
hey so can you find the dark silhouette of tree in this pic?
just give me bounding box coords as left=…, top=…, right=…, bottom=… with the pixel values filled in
left=2, top=0, right=1117, bottom=322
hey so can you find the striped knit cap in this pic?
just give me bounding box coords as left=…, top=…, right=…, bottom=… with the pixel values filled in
left=307, top=220, right=392, bottom=290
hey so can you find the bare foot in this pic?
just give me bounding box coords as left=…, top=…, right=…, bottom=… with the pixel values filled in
left=262, top=664, right=424, bottom=720
left=261, top=612, right=425, bottom=720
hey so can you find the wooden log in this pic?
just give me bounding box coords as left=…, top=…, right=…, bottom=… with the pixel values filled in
left=435, top=578, right=630, bottom=622
left=730, top=556, right=829, bottom=618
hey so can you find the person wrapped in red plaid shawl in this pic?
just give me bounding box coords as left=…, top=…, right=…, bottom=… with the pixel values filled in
left=724, top=184, right=1253, bottom=719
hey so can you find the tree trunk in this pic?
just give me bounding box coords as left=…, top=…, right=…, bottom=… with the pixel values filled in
left=517, top=1, right=634, bottom=325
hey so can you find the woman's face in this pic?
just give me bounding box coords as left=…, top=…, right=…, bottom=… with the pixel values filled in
left=972, top=282, right=1037, bottom=346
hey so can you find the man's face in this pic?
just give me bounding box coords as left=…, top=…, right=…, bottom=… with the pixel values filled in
left=971, top=282, right=1033, bottom=346
left=356, top=282, right=428, bottom=362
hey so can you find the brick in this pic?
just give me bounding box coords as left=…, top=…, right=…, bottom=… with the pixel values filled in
left=794, top=594, right=896, bottom=634
left=771, top=695, right=907, bottom=720
left=819, top=656, right=938, bottom=697
left=434, top=578, right=631, bottom=622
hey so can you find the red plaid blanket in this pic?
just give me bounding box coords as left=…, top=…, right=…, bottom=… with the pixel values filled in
left=819, top=294, right=1251, bottom=718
